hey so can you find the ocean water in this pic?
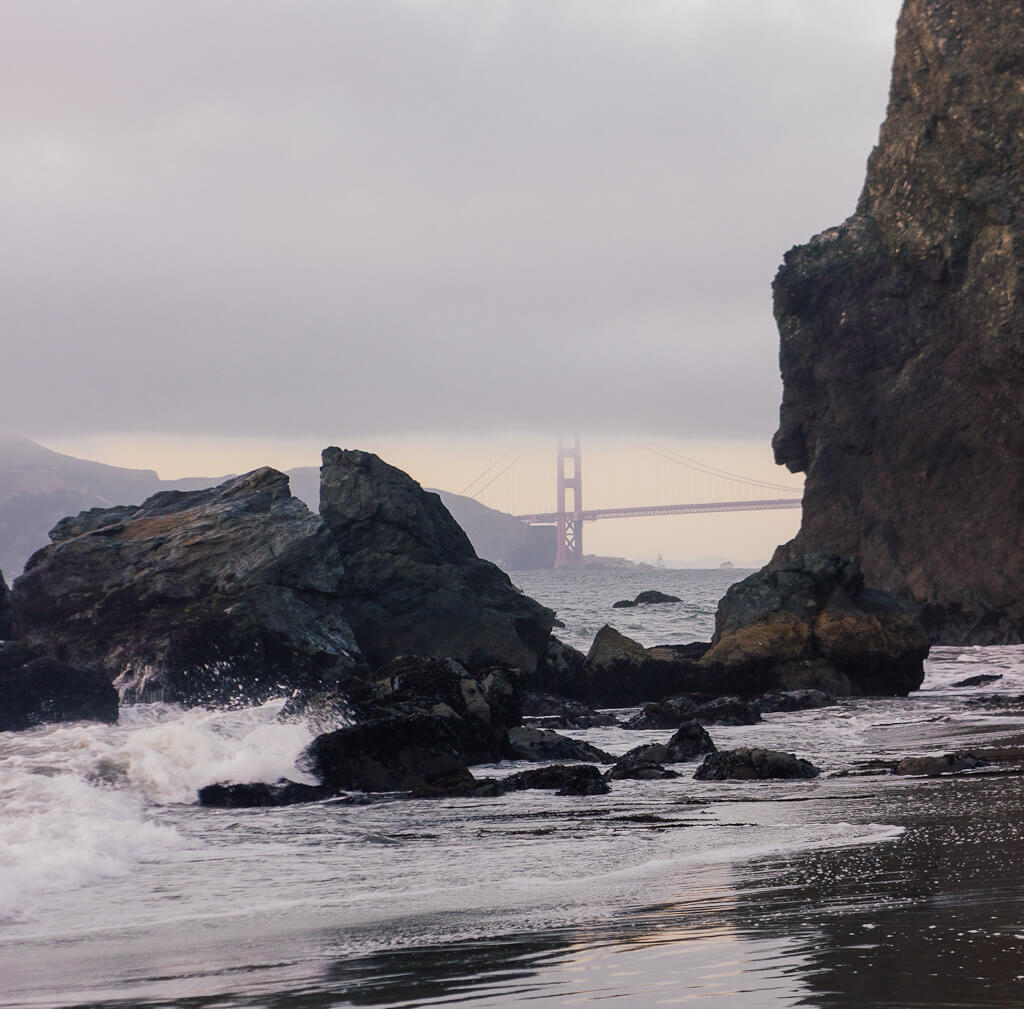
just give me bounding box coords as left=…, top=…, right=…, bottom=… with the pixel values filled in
left=2, top=570, right=1024, bottom=1008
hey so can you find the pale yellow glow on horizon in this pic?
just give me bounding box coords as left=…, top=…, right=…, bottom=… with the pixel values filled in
left=44, top=431, right=803, bottom=567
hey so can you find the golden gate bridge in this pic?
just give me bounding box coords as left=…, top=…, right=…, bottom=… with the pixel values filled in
left=462, top=438, right=802, bottom=567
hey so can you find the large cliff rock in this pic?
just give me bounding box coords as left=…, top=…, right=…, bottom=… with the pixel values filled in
left=701, top=555, right=928, bottom=696
left=0, top=570, right=10, bottom=640
left=13, top=468, right=363, bottom=704
left=772, top=0, right=1024, bottom=643
left=319, top=448, right=554, bottom=672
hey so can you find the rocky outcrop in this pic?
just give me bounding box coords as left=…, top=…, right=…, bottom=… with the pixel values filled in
left=319, top=448, right=554, bottom=672
left=12, top=468, right=363, bottom=705
left=0, top=570, right=10, bottom=640
left=0, top=642, right=118, bottom=731
left=757, top=689, right=835, bottom=713
left=771, top=0, right=1024, bottom=644
left=520, top=691, right=618, bottom=728
left=694, top=747, right=821, bottom=781
left=701, top=555, right=929, bottom=696
left=198, top=779, right=334, bottom=807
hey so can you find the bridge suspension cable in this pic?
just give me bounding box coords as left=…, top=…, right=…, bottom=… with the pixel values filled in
left=635, top=441, right=800, bottom=494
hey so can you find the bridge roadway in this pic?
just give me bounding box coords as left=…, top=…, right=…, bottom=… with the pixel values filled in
left=514, top=497, right=803, bottom=524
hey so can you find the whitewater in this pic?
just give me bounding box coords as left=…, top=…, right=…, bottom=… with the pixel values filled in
left=3, top=568, right=1024, bottom=1008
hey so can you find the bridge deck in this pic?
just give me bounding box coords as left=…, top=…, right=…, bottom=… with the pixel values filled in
left=514, top=498, right=802, bottom=524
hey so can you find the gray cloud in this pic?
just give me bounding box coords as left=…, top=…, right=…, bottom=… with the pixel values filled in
left=1, top=0, right=902, bottom=440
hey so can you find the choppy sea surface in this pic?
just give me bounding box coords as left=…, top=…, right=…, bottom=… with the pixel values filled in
left=3, top=569, right=1024, bottom=1008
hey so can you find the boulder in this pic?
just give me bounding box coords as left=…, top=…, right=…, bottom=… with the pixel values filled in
left=355, top=655, right=521, bottom=764
left=301, top=713, right=474, bottom=793
left=580, top=627, right=718, bottom=707
left=319, top=448, right=554, bottom=673
left=694, top=696, right=761, bottom=727
left=0, top=642, right=118, bottom=731
left=694, top=747, right=821, bottom=781
left=198, top=779, right=334, bottom=807
left=757, top=689, right=835, bottom=713
left=503, top=764, right=610, bottom=795
left=664, top=721, right=717, bottom=761
left=701, top=555, right=929, bottom=696
left=0, top=570, right=10, bottom=640
left=606, top=752, right=679, bottom=781
left=770, top=0, right=1024, bottom=644
left=12, top=468, right=363, bottom=705
left=505, top=726, right=614, bottom=764
left=529, top=636, right=589, bottom=698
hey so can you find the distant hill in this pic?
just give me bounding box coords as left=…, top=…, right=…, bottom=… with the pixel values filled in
left=0, top=440, right=554, bottom=578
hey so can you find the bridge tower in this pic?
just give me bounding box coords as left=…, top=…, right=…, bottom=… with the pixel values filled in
left=556, top=436, right=583, bottom=567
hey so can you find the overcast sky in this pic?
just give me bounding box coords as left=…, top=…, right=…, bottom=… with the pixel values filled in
left=3, top=0, right=903, bottom=447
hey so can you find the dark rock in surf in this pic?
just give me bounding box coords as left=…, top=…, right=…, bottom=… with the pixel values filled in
left=520, top=691, right=618, bottom=728
left=694, top=696, right=762, bottom=726
left=577, top=627, right=717, bottom=707
left=318, top=448, right=554, bottom=673
left=757, top=689, right=835, bottom=713
left=505, top=726, right=614, bottom=764
left=302, top=713, right=474, bottom=793
left=0, top=570, right=11, bottom=640
left=0, top=643, right=118, bottom=731
left=503, top=764, right=610, bottom=795
left=701, top=555, right=928, bottom=696
left=353, top=655, right=522, bottom=764
left=635, top=590, right=682, bottom=605
left=893, top=753, right=988, bottom=776
left=613, top=590, right=682, bottom=609
left=694, top=746, right=820, bottom=781
left=12, top=468, right=364, bottom=706
left=951, top=673, right=1003, bottom=688
left=621, top=699, right=696, bottom=730
left=198, top=779, right=334, bottom=807
left=606, top=754, right=679, bottom=780
left=664, top=721, right=717, bottom=760
left=770, top=0, right=1024, bottom=644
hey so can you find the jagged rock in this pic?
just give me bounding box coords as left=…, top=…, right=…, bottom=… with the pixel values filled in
left=694, top=747, right=821, bottom=781
left=302, top=713, right=474, bottom=793
left=319, top=448, right=554, bottom=672
left=505, top=726, right=614, bottom=764
left=664, top=721, right=717, bottom=760
left=355, top=655, right=521, bottom=764
left=951, top=674, right=1003, bottom=688
left=694, top=696, right=762, bottom=727
left=770, top=0, right=1024, bottom=645
left=893, top=754, right=988, bottom=776
left=520, top=691, right=618, bottom=728
left=757, top=689, right=835, bottom=713
left=12, top=468, right=363, bottom=706
left=0, top=642, right=119, bottom=731
left=612, top=599, right=638, bottom=609
left=0, top=570, right=10, bottom=640
left=503, top=764, right=610, bottom=795
left=198, top=779, right=334, bottom=807
left=701, top=555, right=929, bottom=696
